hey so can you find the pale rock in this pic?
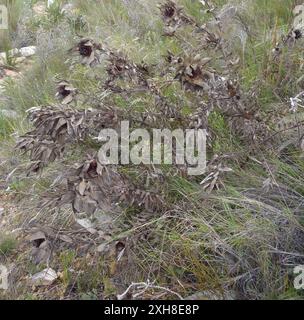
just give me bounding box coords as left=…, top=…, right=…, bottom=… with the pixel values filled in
left=19, top=46, right=36, bottom=58
left=30, top=268, right=58, bottom=286
left=0, top=46, right=36, bottom=61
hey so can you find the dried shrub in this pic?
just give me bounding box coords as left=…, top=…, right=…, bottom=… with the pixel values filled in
left=15, top=1, right=303, bottom=218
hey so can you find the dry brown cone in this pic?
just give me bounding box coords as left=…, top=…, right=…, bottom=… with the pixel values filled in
left=158, top=0, right=197, bottom=36
left=56, top=81, right=77, bottom=104
left=175, top=54, right=215, bottom=91
left=70, top=38, right=104, bottom=66
left=106, top=52, right=133, bottom=78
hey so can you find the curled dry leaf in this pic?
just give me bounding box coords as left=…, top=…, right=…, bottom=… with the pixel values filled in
left=56, top=81, right=77, bottom=104
left=75, top=218, right=97, bottom=234
left=72, top=38, right=104, bottom=66
left=29, top=231, right=46, bottom=248
left=28, top=230, right=51, bottom=265
left=116, top=241, right=126, bottom=262
left=31, top=240, right=51, bottom=265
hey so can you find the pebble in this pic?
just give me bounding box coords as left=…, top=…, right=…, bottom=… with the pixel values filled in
left=0, top=46, right=36, bottom=60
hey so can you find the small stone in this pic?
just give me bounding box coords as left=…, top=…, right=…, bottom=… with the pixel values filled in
left=19, top=46, right=36, bottom=58
left=29, top=268, right=58, bottom=286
